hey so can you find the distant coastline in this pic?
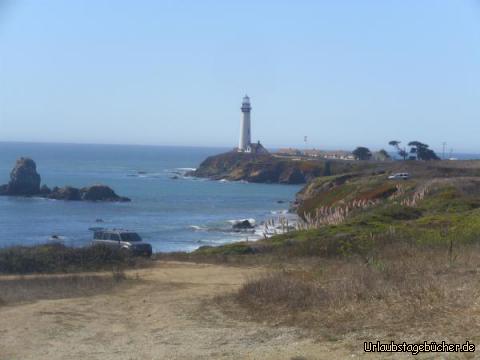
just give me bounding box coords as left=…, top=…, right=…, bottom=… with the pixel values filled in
left=1, top=141, right=479, bottom=160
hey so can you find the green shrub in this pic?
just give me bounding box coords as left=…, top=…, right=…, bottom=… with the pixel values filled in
left=0, top=243, right=140, bottom=274
left=195, top=243, right=256, bottom=256
left=378, top=205, right=422, bottom=220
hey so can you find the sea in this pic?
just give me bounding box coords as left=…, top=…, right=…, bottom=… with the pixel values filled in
left=0, top=142, right=301, bottom=252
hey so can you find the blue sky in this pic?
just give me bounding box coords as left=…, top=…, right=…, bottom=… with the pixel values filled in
left=1, top=1, right=479, bottom=152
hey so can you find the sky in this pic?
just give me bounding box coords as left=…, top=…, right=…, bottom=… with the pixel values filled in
left=0, top=0, right=479, bottom=152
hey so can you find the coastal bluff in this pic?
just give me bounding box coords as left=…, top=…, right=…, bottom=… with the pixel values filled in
left=0, top=157, right=130, bottom=202
left=188, top=151, right=369, bottom=184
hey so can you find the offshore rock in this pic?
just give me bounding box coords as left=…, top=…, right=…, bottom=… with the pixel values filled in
left=39, top=185, right=52, bottom=195
left=48, top=186, right=82, bottom=201
left=6, top=157, right=41, bottom=195
left=80, top=184, right=130, bottom=202
left=232, top=219, right=254, bottom=230
left=0, top=158, right=130, bottom=202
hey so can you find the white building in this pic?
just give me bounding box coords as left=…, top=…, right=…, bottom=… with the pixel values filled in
left=238, top=95, right=252, bottom=152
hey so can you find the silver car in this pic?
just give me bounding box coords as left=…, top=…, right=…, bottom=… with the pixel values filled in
left=388, top=172, right=410, bottom=180
left=92, top=229, right=152, bottom=257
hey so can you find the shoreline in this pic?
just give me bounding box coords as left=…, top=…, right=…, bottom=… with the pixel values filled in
left=0, top=208, right=299, bottom=255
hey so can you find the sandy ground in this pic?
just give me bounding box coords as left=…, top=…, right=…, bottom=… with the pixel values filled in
left=0, top=262, right=352, bottom=360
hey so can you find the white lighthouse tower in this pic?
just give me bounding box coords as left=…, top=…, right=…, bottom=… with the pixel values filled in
left=238, top=95, right=252, bottom=152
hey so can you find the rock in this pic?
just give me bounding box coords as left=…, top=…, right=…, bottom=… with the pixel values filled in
left=232, top=220, right=254, bottom=230
left=80, top=184, right=131, bottom=202
left=39, top=185, right=51, bottom=195
left=6, top=157, right=41, bottom=195
left=46, top=185, right=130, bottom=202
left=0, top=158, right=130, bottom=202
left=190, top=151, right=327, bottom=184
left=48, top=186, right=82, bottom=201
left=279, top=167, right=306, bottom=184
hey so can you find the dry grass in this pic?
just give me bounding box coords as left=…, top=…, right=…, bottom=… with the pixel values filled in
left=227, top=242, right=480, bottom=340
left=0, top=269, right=128, bottom=305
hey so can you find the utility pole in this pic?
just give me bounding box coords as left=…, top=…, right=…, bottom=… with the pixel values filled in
left=442, top=142, right=447, bottom=160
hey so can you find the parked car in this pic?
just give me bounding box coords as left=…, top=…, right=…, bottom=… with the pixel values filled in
left=92, top=229, right=152, bottom=257
left=388, top=172, right=410, bottom=180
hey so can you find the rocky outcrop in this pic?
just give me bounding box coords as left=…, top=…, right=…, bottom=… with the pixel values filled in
left=46, top=185, right=130, bottom=202
left=0, top=158, right=130, bottom=202
left=232, top=220, right=254, bottom=230
left=48, top=186, right=82, bottom=201
left=188, top=151, right=369, bottom=184
left=5, top=157, right=41, bottom=195
left=80, top=185, right=130, bottom=202
left=39, top=185, right=52, bottom=195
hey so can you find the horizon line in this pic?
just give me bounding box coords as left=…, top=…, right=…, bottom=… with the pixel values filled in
left=0, top=140, right=478, bottom=154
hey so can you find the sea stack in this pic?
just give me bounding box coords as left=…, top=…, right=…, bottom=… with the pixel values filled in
left=0, top=157, right=130, bottom=202
left=6, top=157, right=41, bottom=196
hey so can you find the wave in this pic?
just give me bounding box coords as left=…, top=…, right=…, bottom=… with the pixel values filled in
left=227, top=218, right=256, bottom=226
left=126, top=171, right=163, bottom=179
left=189, top=219, right=257, bottom=234
left=175, top=167, right=196, bottom=172
left=270, top=209, right=288, bottom=215
left=189, top=225, right=209, bottom=231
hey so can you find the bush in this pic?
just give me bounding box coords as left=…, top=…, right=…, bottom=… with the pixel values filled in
left=0, top=272, right=128, bottom=304
left=194, top=243, right=256, bottom=256
left=232, top=242, right=479, bottom=335
left=238, top=272, right=328, bottom=310
left=378, top=205, right=422, bottom=220
left=0, top=243, right=141, bottom=274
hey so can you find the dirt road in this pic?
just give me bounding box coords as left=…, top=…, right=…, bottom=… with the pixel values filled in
left=0, top=262, right=349, bottom=360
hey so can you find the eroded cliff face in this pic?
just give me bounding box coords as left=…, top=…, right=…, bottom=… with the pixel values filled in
left=190, top=151, right=380, bottom=185
left=189, top=151, right=327, bottom=184
left=293, top=166, right=480, bottom=219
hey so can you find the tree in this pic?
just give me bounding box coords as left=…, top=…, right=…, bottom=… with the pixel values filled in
left=407, top=141, right=439, bottom=161
left=323, top=160, right=332, bottom=176
left=352, top=147, right=372, bottom=160
left=377, top=149, right=391, bottom=161
left=388, top=140, right=407, bottom=160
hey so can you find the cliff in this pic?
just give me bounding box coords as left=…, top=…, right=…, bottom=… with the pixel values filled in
left=190, top=151, right=379, bottom=184
left=190, top=152, right=315, bottom=184
left=293, top=159, right=480, bottom=218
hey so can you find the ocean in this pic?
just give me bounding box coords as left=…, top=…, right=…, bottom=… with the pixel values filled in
left=0, top=142, right=301, bottom=252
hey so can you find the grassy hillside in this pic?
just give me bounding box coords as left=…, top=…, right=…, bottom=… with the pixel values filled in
left=192, top=174, right=480, bottom=260
left=192, top=151, right=480, bottom=185
left=190, top=172, right=480, bottom=340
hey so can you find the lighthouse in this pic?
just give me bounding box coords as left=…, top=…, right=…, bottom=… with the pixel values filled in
left=238, top=95, right=252, bottom=152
